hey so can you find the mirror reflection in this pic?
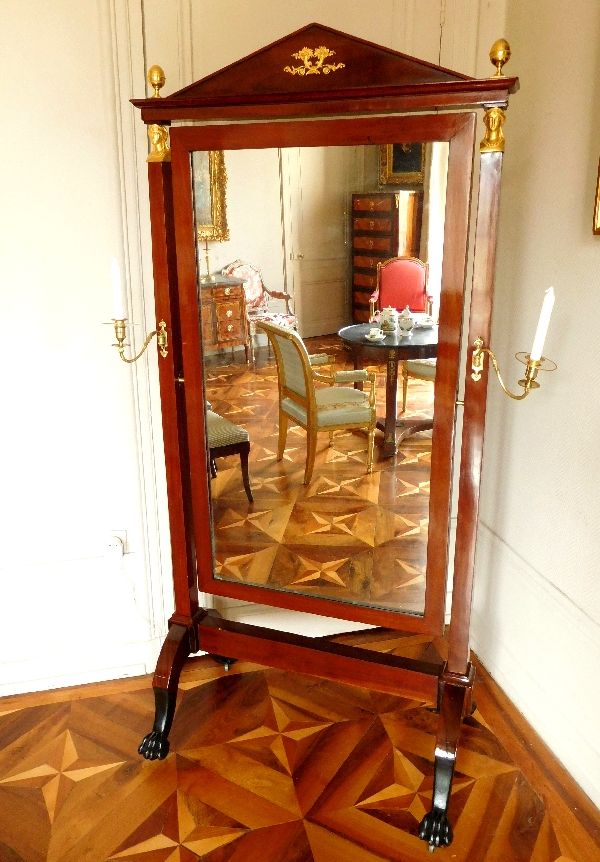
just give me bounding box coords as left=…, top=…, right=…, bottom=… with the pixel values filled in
left=193, top=143, right=449, bottom=617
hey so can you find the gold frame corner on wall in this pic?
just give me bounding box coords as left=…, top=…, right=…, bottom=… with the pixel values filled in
left=380, top=142, right=425, bottom=185
left=594, top=157, right=600, bottom=235
left=195, top=150, right=230, bottom=242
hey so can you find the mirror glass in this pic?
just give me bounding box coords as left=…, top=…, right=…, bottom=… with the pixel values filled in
left=192, top=142, right=449, bottom=618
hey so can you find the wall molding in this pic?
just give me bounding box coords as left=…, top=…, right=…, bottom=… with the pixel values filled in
left=472, top=522, right=600, bottom=809
left=104, top=0, right=176, bottom=656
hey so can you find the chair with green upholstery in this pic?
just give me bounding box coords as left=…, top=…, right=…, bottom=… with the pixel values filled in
left=256, top=321, right=377, bottom=485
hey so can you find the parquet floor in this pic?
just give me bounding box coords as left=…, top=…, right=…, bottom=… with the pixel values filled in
left=1, top=631, right=599, bottom=862
left=206, top=338, right=433, bottom=615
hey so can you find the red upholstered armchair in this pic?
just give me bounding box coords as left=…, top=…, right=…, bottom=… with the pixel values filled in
left=221, top=260, right=297, bottom=359
left=369, top=256, right=432, bottom=323
left=370, top=256, right=436, bottom=414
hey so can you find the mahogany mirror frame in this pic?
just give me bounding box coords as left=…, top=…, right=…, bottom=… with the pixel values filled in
left=133, top=24, right=517, bottom=848
left=170, top=112, right=475, bottom=636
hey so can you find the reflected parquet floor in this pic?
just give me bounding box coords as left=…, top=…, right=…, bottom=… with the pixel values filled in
left=1, top=634, right=599, bottom=862
left=206, top=338, right=433, bottom=615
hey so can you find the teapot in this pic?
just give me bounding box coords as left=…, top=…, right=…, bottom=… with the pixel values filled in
left=379, top=306, right=399, bottom=331
left=398, top=306, right=415, bottom=336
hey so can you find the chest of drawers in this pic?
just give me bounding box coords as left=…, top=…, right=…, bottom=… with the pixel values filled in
left=200, top=276, right=250, bottom=359
left=351, top=192, right=399, bottom=322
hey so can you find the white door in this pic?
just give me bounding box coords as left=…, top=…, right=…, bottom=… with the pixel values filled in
left=280, top=146, right=364, bottom=338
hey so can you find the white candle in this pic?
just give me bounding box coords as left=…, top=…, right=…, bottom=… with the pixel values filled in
left=111, top=258, right=124, bottom=320
left=530, top=286, right=555, bottom=361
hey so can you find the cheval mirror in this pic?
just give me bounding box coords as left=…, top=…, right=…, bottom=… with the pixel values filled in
left=131, top=24, right=518, bottom=850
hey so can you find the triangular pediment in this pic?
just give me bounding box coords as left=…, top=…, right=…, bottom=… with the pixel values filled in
left=132, top=23, right=518, bottom=121
left=170, top=23, right=471, bottom=102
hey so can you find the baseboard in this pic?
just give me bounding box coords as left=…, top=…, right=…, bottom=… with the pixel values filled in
left=472, top=522, right=600, bottom=809
left=0, top=637, right=162, bottom=698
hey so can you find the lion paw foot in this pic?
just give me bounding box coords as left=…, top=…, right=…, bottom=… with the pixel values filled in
left=418, top=809, right=453, bottom=848
left=138, top=731, right=170, bottom=760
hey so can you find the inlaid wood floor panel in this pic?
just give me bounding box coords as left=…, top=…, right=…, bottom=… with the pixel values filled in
left=1, top=640, right=599, bottom=862
left=206, top=339, right=432, bottom=614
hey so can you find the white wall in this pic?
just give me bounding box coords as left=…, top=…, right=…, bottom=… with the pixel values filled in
left=207, top=149, right=286, bottom=293
left=0, top=0, right=172, bottom=694
left=471, top=0, right=600, bottom=807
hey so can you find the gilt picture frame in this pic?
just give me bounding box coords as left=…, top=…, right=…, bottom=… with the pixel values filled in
left=380, top=142, right=425, bottom=185
left=192, top=150, right=229, bottom=242
left=594, top=157, right=600, bottom=234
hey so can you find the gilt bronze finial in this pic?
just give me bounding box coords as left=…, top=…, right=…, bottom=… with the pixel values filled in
left=489, top=39, right=511, bottom=77
left=148, top=65, right=166, bottom=98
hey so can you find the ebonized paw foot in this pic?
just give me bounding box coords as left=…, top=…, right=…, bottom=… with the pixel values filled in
left=138, top=730, right=170, bottom=760
left=138, top=688, right=175, bottom=761
left=418, top=809, right=453, bottom=849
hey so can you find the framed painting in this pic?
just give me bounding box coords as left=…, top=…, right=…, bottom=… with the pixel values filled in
left=191, top=150, right=229, bottom=242
left=380, top=142, right=426, bottom=185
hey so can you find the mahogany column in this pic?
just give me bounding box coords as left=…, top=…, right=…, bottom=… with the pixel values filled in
left=147, top=161, right=200, bottom=634
left=447, top=147, right=505, bottom=675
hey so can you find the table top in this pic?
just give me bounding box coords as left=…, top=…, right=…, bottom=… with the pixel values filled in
left=200, top=274, right=245, bottom=289
left=338, top=323, right=438, bottom=359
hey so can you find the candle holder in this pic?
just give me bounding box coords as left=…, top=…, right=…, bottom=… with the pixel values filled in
left=112, top=319, right=168, bottom=363
left=471, top=337, right=556, bottom=399
left=199, top=239, right=216, bottom=284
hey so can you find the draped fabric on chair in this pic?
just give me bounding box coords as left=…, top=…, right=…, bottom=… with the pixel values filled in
left=256, top=321, right=377, bottom=485
left=221, top=261, right=297, bottom=358
left=370, top=256, right=436, bottom=413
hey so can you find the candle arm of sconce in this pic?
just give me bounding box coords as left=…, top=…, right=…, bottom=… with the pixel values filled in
left=113, top=320, right=168, bottom=363
left=471, top=337, right=544, bottom=400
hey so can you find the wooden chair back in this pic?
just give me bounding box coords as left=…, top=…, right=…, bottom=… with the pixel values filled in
left=258, top=321, right=317, bottom=418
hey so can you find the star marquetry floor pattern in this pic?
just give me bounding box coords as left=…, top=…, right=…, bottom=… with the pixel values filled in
left=206, top=338, right=432, bottom=615
left=1, top=631, right=598, bottom=862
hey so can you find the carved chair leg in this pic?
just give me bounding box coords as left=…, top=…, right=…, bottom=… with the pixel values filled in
left=138, top=623, right=192, bottom=761
left=277, top=410, right=288, bottom=461
left=304, top=430, right=317, bottom=484
left=418, top=683, right=467, bottom=850
left=367, top=426, right=375, bottom=473
left=239, top=441, right=253, bottom=503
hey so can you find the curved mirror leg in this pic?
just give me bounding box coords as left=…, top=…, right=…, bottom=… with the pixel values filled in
left=418, top=683, right=467, bottom=849
left=139, top=623, right=192, bottom=760
left=138, top=687, right=176, bottom=761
